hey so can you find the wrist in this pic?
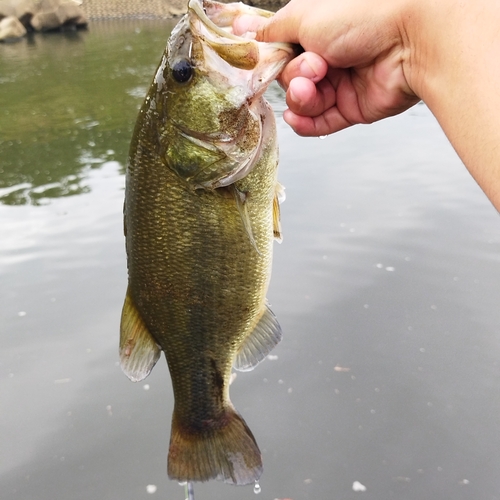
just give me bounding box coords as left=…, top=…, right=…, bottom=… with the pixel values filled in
left=401, top=0, right=476, bottom=106
left=397, top=0, right=439, bottom=102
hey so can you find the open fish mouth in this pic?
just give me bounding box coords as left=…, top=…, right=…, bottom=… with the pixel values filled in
left=187, top=0, right=296, bottom=97
left=162, top=0, right=297, bottom=190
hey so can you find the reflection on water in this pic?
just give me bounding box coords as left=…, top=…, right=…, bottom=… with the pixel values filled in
left=0, top=20, right=176, bottom=205
left=1, top=18, right=500, bottom=500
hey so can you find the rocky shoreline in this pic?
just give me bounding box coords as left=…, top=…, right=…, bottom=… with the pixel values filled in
left=0, top=0, right=288, bottom=41
left=0, top=0, right=87, bottom=41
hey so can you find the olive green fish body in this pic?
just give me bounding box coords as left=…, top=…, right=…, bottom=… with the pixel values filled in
left=126, top=110, right=277, bottom=420
left=120, top=0, right=295, bottom=486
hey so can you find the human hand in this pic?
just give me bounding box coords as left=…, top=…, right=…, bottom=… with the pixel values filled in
left=233, top=0, right=420, bottom=137
left=235, top=0, right=500, bottom=211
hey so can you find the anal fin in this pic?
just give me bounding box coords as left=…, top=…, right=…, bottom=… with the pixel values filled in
left=234, top=303, right=282, bottom=372
left=120, top=288, right=161, bottom=382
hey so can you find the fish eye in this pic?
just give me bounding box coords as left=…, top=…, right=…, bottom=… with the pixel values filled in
left=172, top=59, right=193, bottom=84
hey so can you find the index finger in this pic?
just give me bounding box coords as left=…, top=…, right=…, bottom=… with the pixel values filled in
left=279, top=51, right=328, bottom=88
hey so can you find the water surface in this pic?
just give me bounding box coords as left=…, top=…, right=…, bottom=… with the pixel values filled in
left=1, top=20, right=500, bottom=500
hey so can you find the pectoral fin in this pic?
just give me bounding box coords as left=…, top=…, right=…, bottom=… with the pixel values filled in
left=231, top=185, right=260, bottom=254
left=273, top=194, right=282, bottom=243
left=234, top=303, right=282, bottom=372
left=273, top=182, right=285, bottom=243
left=120, top=288, right=161, bottom=382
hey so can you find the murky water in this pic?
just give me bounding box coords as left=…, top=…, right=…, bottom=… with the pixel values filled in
left=1, top=20, right=500, bottom=500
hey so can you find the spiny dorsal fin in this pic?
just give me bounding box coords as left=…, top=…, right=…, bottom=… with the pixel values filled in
left=234, top=303, right=282, bottom=372
left=120, top=288, right=161, bottom=382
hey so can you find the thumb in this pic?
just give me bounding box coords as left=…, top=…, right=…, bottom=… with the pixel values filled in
left=232, top=14, right=266, bottom=36
left=255, top=3, right=301, bottom=44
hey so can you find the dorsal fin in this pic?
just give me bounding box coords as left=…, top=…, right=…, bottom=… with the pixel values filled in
left=120, top=288, right=161, bottom=382
left=234, top=303, right=282, bottom=372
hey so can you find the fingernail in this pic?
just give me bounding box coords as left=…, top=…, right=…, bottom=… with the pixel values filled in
left=298, top=60, right=314, bottom=79
left=299, top=58, right=323, bottom=82
left=288, top=86, right=301, bottom=105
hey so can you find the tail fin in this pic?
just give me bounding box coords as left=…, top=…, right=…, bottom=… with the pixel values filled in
left=167, top=407, right=262, bottom=485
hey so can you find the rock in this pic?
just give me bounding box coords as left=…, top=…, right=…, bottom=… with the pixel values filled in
left=0, top=0, right=17, bottom=20
left=31, top=9, right=60, bottom=30
left=12, top=0, right=39, bottom=28
left=167, top=6, right=186, bottom=17
left=166, top=0, right=187, bottom=17
left=39, top=0, right=62, bottom=12
left=56, top=0, right=87, bottom=27
left=31, top=0, right=86, bottom=31
left=0, top=14, right=27, bottom=41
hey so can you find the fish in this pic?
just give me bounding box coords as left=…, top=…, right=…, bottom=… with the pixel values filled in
left=119, top=0, right=295, bottom=486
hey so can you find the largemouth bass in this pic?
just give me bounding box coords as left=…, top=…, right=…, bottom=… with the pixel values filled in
left=120, top=0, right=295, bottom=486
